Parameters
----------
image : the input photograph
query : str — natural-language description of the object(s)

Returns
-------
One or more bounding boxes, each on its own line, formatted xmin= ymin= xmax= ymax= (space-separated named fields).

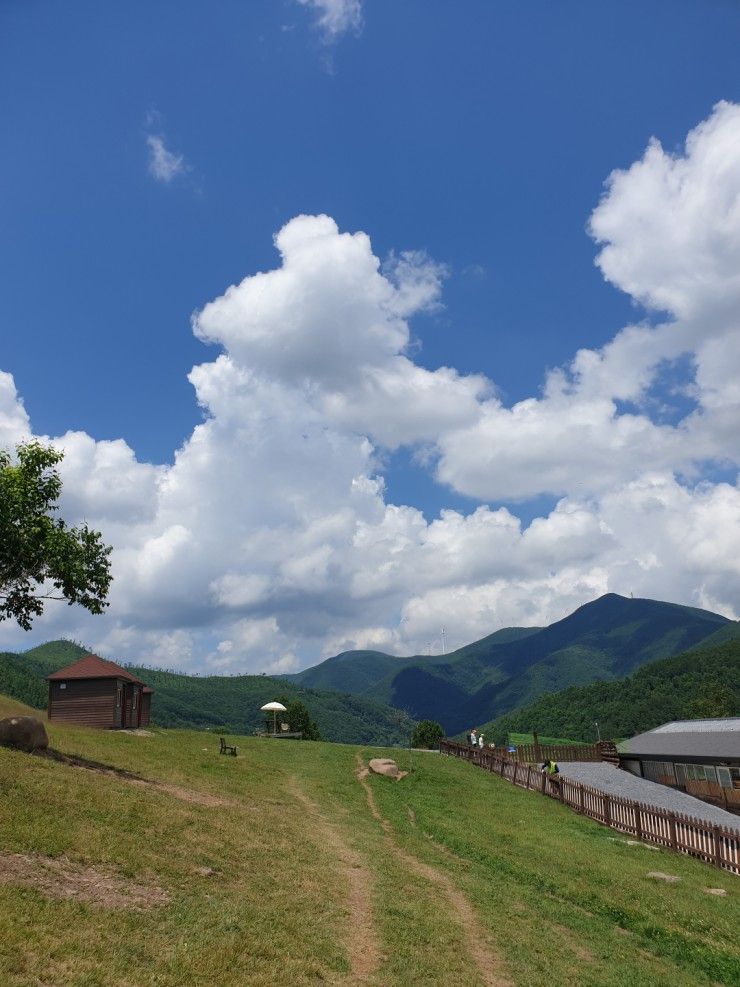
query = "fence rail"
xmin=510 ymin=742 xmax=603 ymax=763
xmin=440 ymin=739 xmax=740 ymax=875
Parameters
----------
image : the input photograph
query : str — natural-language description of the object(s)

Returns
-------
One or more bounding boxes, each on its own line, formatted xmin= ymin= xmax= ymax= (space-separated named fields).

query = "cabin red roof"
xmin=46 ymin=654 xmax=145 ymax=685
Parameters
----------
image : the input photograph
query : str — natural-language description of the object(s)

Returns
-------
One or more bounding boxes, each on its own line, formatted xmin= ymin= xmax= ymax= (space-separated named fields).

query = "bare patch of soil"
xmin=355 ymin=755 xmax=511 ymax=987
xmin=35 ymin=748 xmax=230 ymax=807
xmin=288 ymin=777 xmax=380 ymax=983
xmin=0 ymin=853 xmax=169 ymax=910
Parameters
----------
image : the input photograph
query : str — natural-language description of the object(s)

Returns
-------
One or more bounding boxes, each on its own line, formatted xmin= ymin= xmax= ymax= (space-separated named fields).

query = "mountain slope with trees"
xmin=0 ymin=640 xmax=414 ymax=746
xmin=291 ymin=595 xmax=734 ymax=732
xmin=480 ymin=638 xmax=740 ymax=744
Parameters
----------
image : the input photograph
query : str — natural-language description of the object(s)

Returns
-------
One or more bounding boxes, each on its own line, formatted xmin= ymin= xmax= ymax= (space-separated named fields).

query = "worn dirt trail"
xmin=288 ymin=776 xmax=381 ymax=984
xmin=355 ymin=756 xmax=511 ymax=987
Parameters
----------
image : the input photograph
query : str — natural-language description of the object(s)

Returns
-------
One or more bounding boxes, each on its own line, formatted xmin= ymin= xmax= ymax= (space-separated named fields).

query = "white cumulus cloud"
xmin=2 ymin=104 xmax=740 ymax=671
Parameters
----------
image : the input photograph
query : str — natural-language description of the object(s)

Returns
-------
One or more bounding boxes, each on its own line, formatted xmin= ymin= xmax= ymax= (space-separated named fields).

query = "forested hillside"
xmin=292 ymin=594 xmax=735 ymax=732
xmin=481 ymin=638 xmax=740 ymax=743
xmin=0 ymin=641 xmax=414 ymax=746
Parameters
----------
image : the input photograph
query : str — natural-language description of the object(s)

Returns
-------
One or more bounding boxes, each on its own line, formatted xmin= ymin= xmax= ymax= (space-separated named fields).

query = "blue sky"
xmin=2 ymin=1 xmax=740 ymax=670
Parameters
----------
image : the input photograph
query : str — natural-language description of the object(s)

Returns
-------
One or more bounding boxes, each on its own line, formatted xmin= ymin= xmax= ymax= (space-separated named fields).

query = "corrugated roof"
xmin=47 ymin=654 xmax=145 ymax=685
xmin=620 ymin=719 xmax=740 ymax=760
xmin=651 ymin=718 xmax=740 ymax=734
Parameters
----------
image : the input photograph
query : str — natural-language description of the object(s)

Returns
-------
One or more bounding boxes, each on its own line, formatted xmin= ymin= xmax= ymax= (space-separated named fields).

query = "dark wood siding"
xmin=48 ymin=678 xmax=117 ymax=728
xmin=140 ymin=692 xmax=152 ymax=727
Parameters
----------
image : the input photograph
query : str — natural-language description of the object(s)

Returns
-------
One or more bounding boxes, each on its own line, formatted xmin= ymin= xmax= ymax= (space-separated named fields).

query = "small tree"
xmin=284 ymin=699 xmax=322 ymax=740
xmin=0 ymin=442 xmax=113 ymax=630
xmin=411 ymin=719 xmax=444 ymax=750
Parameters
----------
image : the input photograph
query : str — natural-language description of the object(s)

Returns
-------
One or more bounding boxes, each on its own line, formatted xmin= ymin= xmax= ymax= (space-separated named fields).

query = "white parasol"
xmin=260 ymin=701 xmax=288 ymax=735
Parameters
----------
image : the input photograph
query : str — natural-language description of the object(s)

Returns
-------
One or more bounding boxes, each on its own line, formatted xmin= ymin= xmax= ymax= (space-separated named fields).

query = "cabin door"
xmin=115 ymin=682 xmax=123 ymax=728
xmin=122 ymin=685 xmax=134 ymax=728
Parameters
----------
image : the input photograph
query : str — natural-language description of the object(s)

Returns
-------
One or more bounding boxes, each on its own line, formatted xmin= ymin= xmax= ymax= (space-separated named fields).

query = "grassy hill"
xmin=0 ymin=641 xmax=414 ymax=746
xmin=0 ymin=709 xmax=737 ymax=985
xmin=480 ymin=638 xmax=740 ymax=743
xmin=293 ymin=594 xmax=734 ymax=732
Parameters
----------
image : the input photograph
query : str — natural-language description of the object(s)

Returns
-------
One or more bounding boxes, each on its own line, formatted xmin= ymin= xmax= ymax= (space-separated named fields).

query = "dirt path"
xmin=356 ymin=756 xmax=511 ymax=987
xmin=288 ymin=776 xmax=381 ymax=984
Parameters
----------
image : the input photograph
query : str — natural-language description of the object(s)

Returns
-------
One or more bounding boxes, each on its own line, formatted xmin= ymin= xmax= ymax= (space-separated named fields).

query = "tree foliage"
xmin=482 ymin=639 xmax=740 ymax=744
xmin=0 ymin=442 xmax=113 ymax=630
xmin=282 ymin=698 xmax=323 ymax=740
xmin=411 ymin=719 xmax=444 ymax=749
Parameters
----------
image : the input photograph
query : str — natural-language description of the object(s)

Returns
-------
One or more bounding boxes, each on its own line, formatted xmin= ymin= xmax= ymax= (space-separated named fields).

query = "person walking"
xmin=478 ymin=732 xmax=485 ymax=749
xmin=470 ymin=728 xmax=478 ymax=747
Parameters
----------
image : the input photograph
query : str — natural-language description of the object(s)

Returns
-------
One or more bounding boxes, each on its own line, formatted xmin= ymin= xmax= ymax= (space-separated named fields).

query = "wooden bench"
xmin=219 ymin=737 xmax=237 ymax=756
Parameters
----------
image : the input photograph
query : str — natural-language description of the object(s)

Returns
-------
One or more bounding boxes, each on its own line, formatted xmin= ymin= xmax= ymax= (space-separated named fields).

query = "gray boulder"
xmin=0 ymin=715 xmax=49 ymax=753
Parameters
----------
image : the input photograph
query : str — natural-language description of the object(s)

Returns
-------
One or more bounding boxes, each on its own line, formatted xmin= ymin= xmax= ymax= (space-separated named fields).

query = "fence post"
xmin=712 ymin=825 xmax=722 ymax=867
xmin=513 ymin=762 xmax=519 ymax=785
xmin=578 ymin=784 xmax=585 ymax=814
xmin=668 ymin=812 xmax=677 ymax=850
xmin=603 ymin=793 xmax=611 ymax=825
xmin=634 ymin=801 xmax=642 ymax=840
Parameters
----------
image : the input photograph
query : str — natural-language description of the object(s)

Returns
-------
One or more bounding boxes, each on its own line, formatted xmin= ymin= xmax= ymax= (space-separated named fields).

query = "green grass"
xmin=1 ymin=715 xmax=738 ymax=985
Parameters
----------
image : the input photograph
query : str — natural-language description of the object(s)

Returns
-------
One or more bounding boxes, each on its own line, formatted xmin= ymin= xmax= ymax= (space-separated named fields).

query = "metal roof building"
xmin=620 ymin=718 xmax=740 ymax=762
xmin=619 ymin=718 xmax=740 ymax=813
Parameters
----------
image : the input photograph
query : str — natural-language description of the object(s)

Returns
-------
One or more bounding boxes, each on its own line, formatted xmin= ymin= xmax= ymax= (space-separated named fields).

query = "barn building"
xmin=619 ymin=718 xmax=740 ymax=812
xmin=47 ymin=654 xmax=153 ymax=730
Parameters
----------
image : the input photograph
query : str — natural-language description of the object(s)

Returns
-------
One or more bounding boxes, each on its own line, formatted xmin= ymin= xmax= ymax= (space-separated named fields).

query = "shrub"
xmin=411 ymin=719 xmax=444 ymax=749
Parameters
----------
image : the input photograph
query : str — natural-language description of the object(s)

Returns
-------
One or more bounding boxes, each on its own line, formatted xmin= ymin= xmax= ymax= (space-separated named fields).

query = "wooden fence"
xmin=508 ymin=742 xmax=603 ymax=763
xmin=440 ymin=740 xmax=740 ymax=875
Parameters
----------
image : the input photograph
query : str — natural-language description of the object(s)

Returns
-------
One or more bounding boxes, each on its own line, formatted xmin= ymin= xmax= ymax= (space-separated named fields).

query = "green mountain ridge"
xmin=4 ymin=594 xmax=736 ymax=743
xmin=290 ymin=594 xmax=734 ymax=732
xmin=0 ymin=640 xmax=414 ymax=746
xmin=480 ymin=636 xmax=740 ymax=743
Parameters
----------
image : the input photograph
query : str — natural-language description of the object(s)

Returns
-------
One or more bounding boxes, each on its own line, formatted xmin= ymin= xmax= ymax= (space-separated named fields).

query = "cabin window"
xmin=116 ymin=685 xmax=122 ymax=709
xmin=59 ymin=683 xmax=66 ymax=690
xmin=641 ymin=760 xmax=676 ymax=784
xmin=717 ymin=767 xmax=732 ymax=789
xmin=677 ymin=763 xmax=718 ymax=783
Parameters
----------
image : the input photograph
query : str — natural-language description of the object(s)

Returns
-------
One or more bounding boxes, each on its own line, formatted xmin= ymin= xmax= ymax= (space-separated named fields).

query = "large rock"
xmin=368 ymin=757 xmax=406 ymax=779
xmin=0 ymin=716 xmax=49 ymax=753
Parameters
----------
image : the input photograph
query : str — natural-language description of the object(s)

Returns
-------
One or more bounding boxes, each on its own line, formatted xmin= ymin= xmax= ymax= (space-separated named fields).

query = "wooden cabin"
xmin=47 ymin=654 xmax=153 ymax=730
